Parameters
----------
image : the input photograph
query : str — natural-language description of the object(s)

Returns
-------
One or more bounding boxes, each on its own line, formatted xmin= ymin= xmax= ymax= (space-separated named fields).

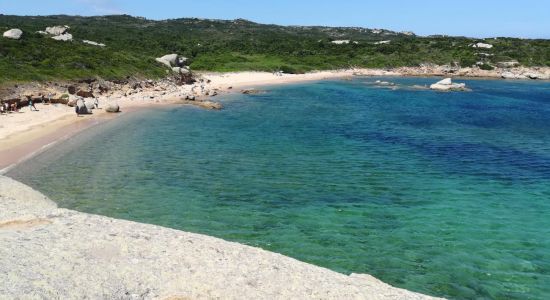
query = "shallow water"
xmin=9 ymin=77 xmax=550 ymax=299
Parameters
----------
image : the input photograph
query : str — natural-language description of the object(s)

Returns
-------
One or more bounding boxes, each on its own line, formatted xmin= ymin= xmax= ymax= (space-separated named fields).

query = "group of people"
xmin=0 ymin=101 xmax=18 ymax=114
xmin=0 ymin=94 xmax=56 ymax=115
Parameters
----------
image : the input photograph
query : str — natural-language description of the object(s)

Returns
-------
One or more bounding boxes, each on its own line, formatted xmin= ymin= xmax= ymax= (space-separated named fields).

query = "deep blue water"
xmin=9 ymin=77 xmax=550 ymax=299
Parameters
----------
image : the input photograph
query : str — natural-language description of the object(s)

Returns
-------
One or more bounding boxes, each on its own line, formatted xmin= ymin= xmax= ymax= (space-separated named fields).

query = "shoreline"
xmin=2 ymin=68 xmax=549 ymax=171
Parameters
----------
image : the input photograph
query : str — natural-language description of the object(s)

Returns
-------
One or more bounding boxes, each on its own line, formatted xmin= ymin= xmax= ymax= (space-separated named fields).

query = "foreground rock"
xmin=430 ymin=78 xmax=467 ymax=91
xmin=0 ymin=176 xmax=439 ymax=299
xmin=2 ymin=29 xmax=23 ymax=40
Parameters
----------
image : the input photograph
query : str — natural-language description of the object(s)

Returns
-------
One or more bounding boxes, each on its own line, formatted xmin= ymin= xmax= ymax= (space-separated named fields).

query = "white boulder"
xmin=45 ymin=26 xmax=69 ymax=36
xmin=430 ymin=78 xmax=467 ymax=91
xmin=155 ymin=54 xmax=188 ymax=67
xmin=3 ymin=29 xmax=23 ymax=40
xmin=105 ymin=103 xmax=120 ymax=113
xmin=82 ymin=40 xmax=106 ymax=47
xmin=472 ymin=42 xmax=493 ymax=49
xmin=374 ymin=40 xmax=391 ymax=45
xmin=52 ymin=33 xmax=73 ymax=41
xmin=156 ymin=54 xmax=189 ymax=73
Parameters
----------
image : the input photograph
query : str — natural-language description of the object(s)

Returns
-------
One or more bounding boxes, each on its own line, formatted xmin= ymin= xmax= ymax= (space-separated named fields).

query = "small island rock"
xmin=430 ymin=78 xmax=467 ymax=91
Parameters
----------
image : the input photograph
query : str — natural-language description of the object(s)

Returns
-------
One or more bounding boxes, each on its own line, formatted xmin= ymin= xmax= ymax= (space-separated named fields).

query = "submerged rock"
xmin=3 ymin=29 xmax=23 ymax=40
xmin=241 ymin=89 xmax=265 ymax=95
xmin=196 ymin=101 xmax=223 ymax=110
xmin=430 ymin=78 xmax=467 ymax=91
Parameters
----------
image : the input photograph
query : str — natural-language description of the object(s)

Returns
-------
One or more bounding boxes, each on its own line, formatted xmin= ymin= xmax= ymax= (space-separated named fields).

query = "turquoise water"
xmin=9 ymin=77 xmax=550 ymax=299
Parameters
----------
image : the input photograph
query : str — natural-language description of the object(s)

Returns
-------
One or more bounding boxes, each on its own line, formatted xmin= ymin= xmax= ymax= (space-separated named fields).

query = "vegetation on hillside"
xmin=0 ymin=15 xmax=549 ymax=83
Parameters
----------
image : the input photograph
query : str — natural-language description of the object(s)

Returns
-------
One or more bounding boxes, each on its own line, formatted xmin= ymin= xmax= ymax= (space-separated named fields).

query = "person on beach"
xmin=75 ymin=103 xmax=80 ymax=116
xmin=94 ymin=97 xmax=99 ymax=109
xmin=27 ymin=97 xmax=37 ymax=111
xmin=0 ymin=102 xmax=5 ymax=115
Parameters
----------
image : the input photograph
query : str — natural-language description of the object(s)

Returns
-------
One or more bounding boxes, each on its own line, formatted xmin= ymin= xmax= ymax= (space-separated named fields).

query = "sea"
xmin=8 ymin=77 xmax=550 ymax=299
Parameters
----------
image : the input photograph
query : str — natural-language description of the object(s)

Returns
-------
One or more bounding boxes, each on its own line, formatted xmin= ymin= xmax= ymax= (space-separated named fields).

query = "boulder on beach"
xmin=76 ymin=99 xmax=89 ymax=114
xmin=84 ymin=100 xmax=96 ymax=111
xmin=430 ymin=78 xmax=467 ymax=91
xmin=3 ymin=29 xmax=23 ymax=40
xmin=105 ymin=103 xmax=120 ymax=113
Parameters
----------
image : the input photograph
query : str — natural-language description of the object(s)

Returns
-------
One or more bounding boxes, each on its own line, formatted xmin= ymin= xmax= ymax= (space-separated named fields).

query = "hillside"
xmin=0 ymin=14 xmax=549 ymax=83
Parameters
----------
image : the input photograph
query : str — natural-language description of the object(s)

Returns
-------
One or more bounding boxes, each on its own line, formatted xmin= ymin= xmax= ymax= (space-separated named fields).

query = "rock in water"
xmin=3 ymin=29 xmax=23 ymax=40
xmin=430 ymin=78 xmax=467 ymax=91
xmin=196 ymin=101 xmax=223 ymax=110
xmin=105 ymin=103 xmax=120 ymax=113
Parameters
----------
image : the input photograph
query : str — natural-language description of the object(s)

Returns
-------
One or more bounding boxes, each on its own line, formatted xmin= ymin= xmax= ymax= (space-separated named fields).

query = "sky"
xmin=1 ymin=0 xmax=549 ymax=38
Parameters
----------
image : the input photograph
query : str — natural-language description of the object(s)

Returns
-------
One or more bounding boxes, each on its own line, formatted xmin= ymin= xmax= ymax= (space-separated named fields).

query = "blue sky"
xmin=1 ymin=0 xmax=549 ymax=38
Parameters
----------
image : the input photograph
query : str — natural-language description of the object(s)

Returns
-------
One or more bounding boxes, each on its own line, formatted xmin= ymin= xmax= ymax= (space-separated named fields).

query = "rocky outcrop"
xmin=501 ymin=72 xmax=528 ymax=80
xmin=51 ymin=33 xmax=73 ymax=41
xmin=0 ymin=176 xmax=439 ymax=300
xmin=156 ymin=54 xmax=191 ymax=78
xmin=472 ymin=42 xmax=493 ymax=49
xmin=42 ymin=26 xmax=73 ymax=41
xmin=331 ymin=40 xmax=358 ymax=45
xmin=430 ymin=78 xmax=467 ymax=91
xmin=2 ymin=29 xmax=23 ymax=40
xmin=45 ymin=26 xmax=69 ymax=36
xmin=105 ymin=103 xmax=120 ymax=113
xmin=82 ymin=40 xmax=106 ymax=47
xmin=156 ymin=54 xmax=188 ymax=68
xmin=374 ymin=40 xmax=391 ymax=45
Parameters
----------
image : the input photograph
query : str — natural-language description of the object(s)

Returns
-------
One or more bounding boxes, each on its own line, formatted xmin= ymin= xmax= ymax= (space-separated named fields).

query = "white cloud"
xmin=76 ymin=0 xmax=125 ymax=15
